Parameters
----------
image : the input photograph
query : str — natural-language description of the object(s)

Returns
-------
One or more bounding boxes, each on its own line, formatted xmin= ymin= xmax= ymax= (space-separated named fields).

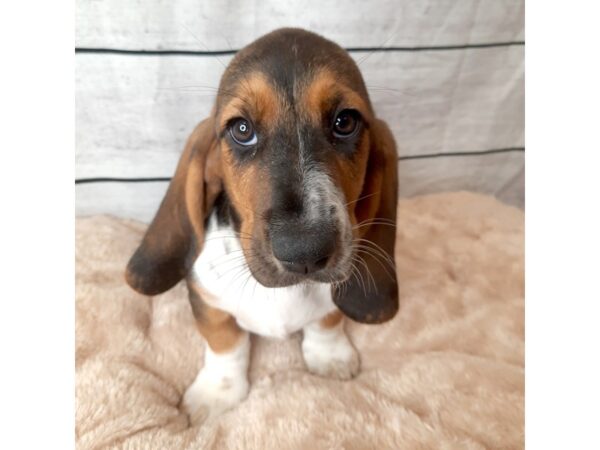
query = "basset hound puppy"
xmin=126 ymin=28 xmax=399 ymax=424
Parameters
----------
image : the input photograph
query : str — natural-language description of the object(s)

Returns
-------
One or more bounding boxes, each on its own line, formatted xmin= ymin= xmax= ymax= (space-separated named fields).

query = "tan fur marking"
xmin=215 ymin=72 xmax=277 ymax=254
xmin=219 ymin=98 xmax=246 ymax=130
xmin=218 ymin=72 xmax=281 ymax=131
xmin=185 ymin=118 xmax=220 ymax=246
xmin=220 ymin=144 xmax=270 ymax=257
xmin=327 ymin=135 xmax=371 ymax=220
xmin=188 ymin=282 xmax=245 ymax=354
xmin=197 ymin=309 xmax=245 ymax=354
xmin=302 ymin=68 xmax=371 ymax=124
xmin=185 ymin=158 xmax=206 ymax=240
xmin=188 ymin=279 xmax=220 ymax=304
xmin=353 ymin=119 xmax=396 ymax=235
xmin=319 ymin=310 xmax=344 ymax=329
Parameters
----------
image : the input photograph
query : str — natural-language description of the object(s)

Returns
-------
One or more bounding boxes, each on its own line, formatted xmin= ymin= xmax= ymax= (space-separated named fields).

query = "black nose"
xmin=270 ymin=222 xmax=336 ymax=275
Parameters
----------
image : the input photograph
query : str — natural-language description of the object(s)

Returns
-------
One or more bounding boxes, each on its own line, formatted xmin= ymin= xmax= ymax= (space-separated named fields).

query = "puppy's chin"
xmin=249 ymin=267 xmax=304 ymax=288
xmin=245 ymin=255 xmax=351 ymax=288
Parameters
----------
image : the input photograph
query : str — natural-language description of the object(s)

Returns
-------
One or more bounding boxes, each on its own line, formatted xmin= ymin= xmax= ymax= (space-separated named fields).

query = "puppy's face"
xmin=214 ymin=30 xmax=373 ymax=287
xmin=126 ymin=28 xmax=399 ymax=323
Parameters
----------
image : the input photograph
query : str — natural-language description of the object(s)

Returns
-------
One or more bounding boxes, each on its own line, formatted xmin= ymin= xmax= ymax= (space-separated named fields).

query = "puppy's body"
xmin=183 ymin=211 xmax=357 ymax=423
xmin=192 ymin=212 xmax=337 ymax=339
xmin=125 ymin=28 xmax=399 ymax=424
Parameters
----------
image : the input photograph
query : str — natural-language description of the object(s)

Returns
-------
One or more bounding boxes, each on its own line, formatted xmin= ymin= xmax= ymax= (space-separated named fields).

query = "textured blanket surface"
xmin=75 ymin=192 xmax=524 ymax=449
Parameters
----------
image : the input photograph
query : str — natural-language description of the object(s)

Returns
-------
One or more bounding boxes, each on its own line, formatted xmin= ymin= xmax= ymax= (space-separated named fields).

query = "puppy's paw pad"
xmin=302 ymin=336 xmax=360 ymax=380
xmin=182 ymin=371 xmax=248 ymax=425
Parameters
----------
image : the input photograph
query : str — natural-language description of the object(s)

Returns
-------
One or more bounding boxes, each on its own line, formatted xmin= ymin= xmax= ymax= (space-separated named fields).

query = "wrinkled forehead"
xmin=215 ymin=34 xmax=373 ymax=127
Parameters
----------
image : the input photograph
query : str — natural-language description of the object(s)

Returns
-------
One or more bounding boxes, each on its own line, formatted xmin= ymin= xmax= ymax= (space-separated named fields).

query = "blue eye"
xmin=230 ymin=118 xmax=257 ymax=146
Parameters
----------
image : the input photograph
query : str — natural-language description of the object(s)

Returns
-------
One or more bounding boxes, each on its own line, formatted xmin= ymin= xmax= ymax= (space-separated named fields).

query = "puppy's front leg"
xmin=302 ymin=310 xmax=360 ymax=380
xmin=182 ymin=285 xmax=249 ymax=424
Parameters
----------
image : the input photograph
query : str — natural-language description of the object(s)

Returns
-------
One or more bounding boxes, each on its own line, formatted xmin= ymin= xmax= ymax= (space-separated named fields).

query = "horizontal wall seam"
xmin=75 ymin=147 xmax=524 ymax=184
xmin=74 ymin=41 xmax=524 ymax=57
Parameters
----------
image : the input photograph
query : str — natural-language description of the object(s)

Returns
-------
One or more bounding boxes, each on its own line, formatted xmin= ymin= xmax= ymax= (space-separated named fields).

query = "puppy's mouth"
xmin=242 ymin=232 xmax=353 ymax=288
xmin=247 ymin=257 xmax=351 ymax=288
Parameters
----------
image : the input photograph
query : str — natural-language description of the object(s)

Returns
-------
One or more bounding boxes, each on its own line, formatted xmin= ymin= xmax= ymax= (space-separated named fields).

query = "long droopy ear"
xmin=333 ymin=118 xmax=399 ymax=323
xmin=125 ymin=118 xmax=222 ymax=295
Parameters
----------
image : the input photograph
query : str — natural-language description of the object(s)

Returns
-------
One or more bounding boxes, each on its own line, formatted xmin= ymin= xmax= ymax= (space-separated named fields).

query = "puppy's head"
xmin=126 ymin=28 xmax=399 ymax=323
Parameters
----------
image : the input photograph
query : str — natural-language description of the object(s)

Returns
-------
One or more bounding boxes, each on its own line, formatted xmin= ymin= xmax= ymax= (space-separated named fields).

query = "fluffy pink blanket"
xmin=75 ymin=192 xmax=524 ymax=449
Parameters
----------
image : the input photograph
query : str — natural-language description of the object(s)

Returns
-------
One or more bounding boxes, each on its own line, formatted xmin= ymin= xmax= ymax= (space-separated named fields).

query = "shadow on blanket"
xmin=75 ymin=191 xmax=524 ymax=449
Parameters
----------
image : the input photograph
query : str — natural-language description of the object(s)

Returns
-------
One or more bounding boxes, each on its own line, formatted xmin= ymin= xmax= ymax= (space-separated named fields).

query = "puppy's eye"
xmin=333 ymin=109 xmax=360 ymax=138
xmin=229 ymin=118 xmax=257 ymax=146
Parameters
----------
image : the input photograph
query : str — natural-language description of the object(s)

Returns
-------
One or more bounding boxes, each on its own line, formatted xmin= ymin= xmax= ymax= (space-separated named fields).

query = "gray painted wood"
xmin=398 ymin=152 xmax=524 ymax=206
xmin=76 ymin=181 xmax=170 ymax=224
xmin=76 ymin=0 xmax=524 ymax=50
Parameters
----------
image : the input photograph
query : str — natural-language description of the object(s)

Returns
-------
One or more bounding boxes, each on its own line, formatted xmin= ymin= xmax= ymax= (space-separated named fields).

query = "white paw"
xmin=182 ymin=334 xmax=250 ymax=425
xmin=302 ymin=330 xmax=360 ymax=380
xmin=182 ymin=367 xmax=249 ymax=425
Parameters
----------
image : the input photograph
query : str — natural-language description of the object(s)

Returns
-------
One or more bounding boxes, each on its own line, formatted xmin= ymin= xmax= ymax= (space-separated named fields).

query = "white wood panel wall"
xmin=76 ymin=0 xmax=524 ymax=50
xmin=76 ymin=0 xmax=525 ymax=222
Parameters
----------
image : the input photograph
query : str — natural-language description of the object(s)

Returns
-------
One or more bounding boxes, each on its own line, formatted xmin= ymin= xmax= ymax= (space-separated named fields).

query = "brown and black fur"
xmin=126 ymin=28 xmax=399 ymax=351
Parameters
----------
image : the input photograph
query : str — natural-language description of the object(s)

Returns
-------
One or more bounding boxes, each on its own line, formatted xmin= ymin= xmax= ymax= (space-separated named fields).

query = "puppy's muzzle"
xmin=270 ymin=221 xmax=337 ymax=275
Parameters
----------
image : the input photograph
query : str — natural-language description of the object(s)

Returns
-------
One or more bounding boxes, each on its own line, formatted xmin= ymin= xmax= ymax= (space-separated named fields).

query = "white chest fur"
xmin=191 ymin=216 xmax=337 ymax=339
